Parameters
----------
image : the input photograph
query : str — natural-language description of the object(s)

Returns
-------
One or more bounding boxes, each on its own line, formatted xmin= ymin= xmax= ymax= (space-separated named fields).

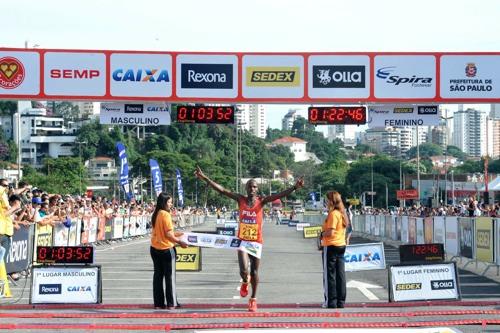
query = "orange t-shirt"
xmin=238 ymin=197 xmax=264 ymax=244
xmin=321 ymin=209 xmax=346 ymax=247
xmin=151 ymin=210 xmax=175 ymax=250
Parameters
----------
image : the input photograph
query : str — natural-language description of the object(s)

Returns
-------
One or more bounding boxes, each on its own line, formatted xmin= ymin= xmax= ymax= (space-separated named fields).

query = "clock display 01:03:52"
xmin=176 ymin=105 xmax=234 ymax=124
xmin=36 ymin=246 xmax=94 ymax=264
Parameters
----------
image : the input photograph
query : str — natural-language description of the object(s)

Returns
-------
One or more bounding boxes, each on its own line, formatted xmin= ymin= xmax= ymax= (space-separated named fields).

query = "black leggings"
xmin=150 ymin=246 xmax=178 ymax=307
xmin=322 ymin=245 xmax=346 ymax=307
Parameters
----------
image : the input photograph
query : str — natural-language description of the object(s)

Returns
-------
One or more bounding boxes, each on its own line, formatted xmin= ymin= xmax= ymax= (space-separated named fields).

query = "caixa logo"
xmin=376 ymin=67 xmax=432 ymax=86
xmin=112 ymin=69 xmax=170 ymax=82
xmin=431 ymin=280 xmax=454 ymax=290
xmin=39 ymin=284 xmax=62 ymax=295
xmin=67 ymin=286 xmax=92 ymax=292
xmin=344 ymin=251 xmax=381 ymax=263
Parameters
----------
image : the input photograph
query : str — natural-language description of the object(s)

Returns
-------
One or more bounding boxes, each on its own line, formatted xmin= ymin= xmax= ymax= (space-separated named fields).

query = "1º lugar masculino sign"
xmin=100 ymin=103 xmax=171 ymax=126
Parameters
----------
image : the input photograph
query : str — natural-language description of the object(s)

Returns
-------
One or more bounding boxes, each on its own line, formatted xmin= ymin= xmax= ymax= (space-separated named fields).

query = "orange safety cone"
xmin=0 ymin=261 xmax=12 ymax=298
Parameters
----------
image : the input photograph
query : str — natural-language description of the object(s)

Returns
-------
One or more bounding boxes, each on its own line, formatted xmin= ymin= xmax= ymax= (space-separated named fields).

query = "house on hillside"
xmin=271 ymin=136 xmax=322 ymax=164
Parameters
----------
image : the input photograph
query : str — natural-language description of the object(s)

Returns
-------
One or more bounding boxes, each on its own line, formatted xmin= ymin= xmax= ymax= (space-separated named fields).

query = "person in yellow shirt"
xmin=320 ymin=191 xmax=348 ymax=309
xmin=150 ymin=193 xmax=188 ymax=310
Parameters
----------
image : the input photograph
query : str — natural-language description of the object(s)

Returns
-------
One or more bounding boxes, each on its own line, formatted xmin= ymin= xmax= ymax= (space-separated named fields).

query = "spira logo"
xmin=376 ymin=67 xmax=432 ymax=87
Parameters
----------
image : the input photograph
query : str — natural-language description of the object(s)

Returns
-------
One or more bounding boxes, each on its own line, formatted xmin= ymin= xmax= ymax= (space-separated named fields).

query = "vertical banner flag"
xmin=116 ymin=142 xmax=133 ymax=201
xmin=175 ymin=168 xmax=184 ymax=207
xmin=149 ymin=159 xmax=163 ymax=197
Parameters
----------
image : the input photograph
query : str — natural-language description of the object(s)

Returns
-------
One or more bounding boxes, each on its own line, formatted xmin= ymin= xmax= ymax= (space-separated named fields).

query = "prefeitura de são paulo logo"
xmin=0 ymin=56 xmax=25 ymax=89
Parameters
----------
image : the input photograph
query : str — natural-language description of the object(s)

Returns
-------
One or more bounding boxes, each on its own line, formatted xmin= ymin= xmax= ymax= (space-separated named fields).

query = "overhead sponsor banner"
xmin=149 ymin=159 xmax=163 ymax=196
xmin=116 ymin=142 xmax=133 ymax=201
xmin=397 ymin=189 xmax=419 ymax=200
xmin=0 ymin=51 xmax=40 ymax=95
xmin=458 ymin=217 xmax=474 ymax=259
xmin=475 ymin=217 xmax=494 ymax=263
xmin=344 ymin=242 xmax=386 ymax=272
xmin=100 ymin=103 xmax=171 ymax=126
xmin=308 ymin=55 xmax=370 ymax=98
xmin=31 ymin=266 xmax=101 ymax=304
xmin=175 ymin=246 xmax=201 ymax=271
xmin=368 ymin=104 xmax=440 ymax=128
xmin=440 ymin=55 xmax=500 ymax=99
xmin=44 ymin=52 xmax=106 ymax=96
xmin=180 ymin=232 xmax=262 ymax=259
xmin=176 ymin=54 xmax=237 ymax=98
xmin=389 ymin=262 xmax=460 ymax=302
xmin=175 ymin=168 xmax=184 ymax=207
xmin=110 ymin=53 xmax=172 ymax=98
xmin=303 ymin=225 xmax=322 ymax=238
xmin=374 ymin=55 xmax=436 ymax=99
xmin=242 ymin=55 xmax=304 ymax=98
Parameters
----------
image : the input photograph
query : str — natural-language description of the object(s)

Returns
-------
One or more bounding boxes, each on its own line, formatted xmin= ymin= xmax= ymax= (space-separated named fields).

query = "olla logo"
xmin=0 ymin=56 xmax=25 ymax=89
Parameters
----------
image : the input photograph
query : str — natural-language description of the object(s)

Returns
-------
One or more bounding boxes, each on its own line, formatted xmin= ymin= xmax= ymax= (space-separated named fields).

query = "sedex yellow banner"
xmin=175 ymin=246 xmax=202 ymax=271
xmin=303 ymin=226 xmax=322 ymax=239
xmin=475 ymin=217 xmax=494 ymax=263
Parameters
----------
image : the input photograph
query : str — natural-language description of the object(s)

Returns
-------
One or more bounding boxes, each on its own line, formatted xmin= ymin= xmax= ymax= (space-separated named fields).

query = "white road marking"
xmin=346 ymin=280 xmax=382 ymax=301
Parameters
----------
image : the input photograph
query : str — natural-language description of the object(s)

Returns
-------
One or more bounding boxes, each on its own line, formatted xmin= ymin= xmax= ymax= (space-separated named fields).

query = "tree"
xmin=407 ymin=143 xmax=443 ymax=159
xmin=446 ymin=145 xmax=467 ymax=160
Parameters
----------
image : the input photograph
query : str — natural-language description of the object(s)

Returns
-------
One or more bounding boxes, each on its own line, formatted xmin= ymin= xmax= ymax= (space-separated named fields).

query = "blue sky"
xmin=3 ymin=0 xmax=499 ymax=130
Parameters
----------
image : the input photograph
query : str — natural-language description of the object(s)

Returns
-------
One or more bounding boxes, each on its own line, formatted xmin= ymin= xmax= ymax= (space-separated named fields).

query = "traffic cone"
xmin=0 ymin=261 xmax=12 ymax=298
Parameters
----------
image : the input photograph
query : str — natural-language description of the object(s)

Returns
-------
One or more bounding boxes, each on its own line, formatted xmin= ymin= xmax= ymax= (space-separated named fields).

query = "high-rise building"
xmin=282 ymin=109 xmax=299 ymax=131
xmin=73 ymin=102 xmax=100 ymax=119
xmin=248 ymin=104 xmax=266 ymax=139
xmin=453 ymin=108 xmax=489 ymax=157
xmin=492 ymin=119 xmax=500 ymax=159
xmin=235 ymin=105 xmax=250 ymax=131
xmin=398 ymin=127 xmax=413 ymax=157
xmin=491 ymin=104 xmax=500 ymax=120
xmin=430 ymin=126 xmax=448 ymax=149
xmin=327 ymin=125 xmax=345 ymax=143
xmin=363 ymin=127 xmax=400 ymax=157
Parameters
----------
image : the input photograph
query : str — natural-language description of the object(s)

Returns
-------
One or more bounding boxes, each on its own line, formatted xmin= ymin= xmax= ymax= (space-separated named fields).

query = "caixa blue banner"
xmin=344 ymin=242 xmax=386 ymax=272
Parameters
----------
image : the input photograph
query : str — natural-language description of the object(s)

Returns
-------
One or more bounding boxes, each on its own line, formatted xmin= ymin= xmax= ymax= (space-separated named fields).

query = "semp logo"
xmin=124 ymin=104 xmax=144 ymax=114
xmin=112 ymin=69 xmax=170 ymax=82
xmin=313 ymin=65 xmax=365 ymax=88
xmin=0 ymin=56 xmax=25 ymax=89
xmin=430 ymin=280 xmax=454 ymax=290
xmin=39 ymin=283 xmax=62 ymax=295
xmin=50 ymin=69 xmax=100 ymax=79
xmin=376 ymin=67 xmax=433 ymax=87
xmin=181 ymin=63 xmax=233 ymax=89
xmin=246 ymin=66 xmax=300 ymax=87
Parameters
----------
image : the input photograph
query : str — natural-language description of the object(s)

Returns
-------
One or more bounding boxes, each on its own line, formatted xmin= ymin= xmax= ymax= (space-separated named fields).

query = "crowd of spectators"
xmin=360 ymin=196 xmax=499 ymax=218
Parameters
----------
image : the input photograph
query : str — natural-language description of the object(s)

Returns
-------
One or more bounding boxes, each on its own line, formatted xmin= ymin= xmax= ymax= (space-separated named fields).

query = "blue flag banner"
xmin=175 ymin=168 xmax=184 ymax=207
xmin=149 ymin=159 xmax=163 ymax=197
xmin=116 ymin=142 xmax=133 ymax=201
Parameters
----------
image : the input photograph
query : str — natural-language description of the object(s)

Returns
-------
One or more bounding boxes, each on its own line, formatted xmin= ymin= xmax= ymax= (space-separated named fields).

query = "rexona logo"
xmin=313 ymin=65 xmax=365 ymax=88
xmin=0 ymin=56 xmax=25 ymax=89
xmin=181 ymin=63 xmax=233 ymax=89
xmin=430 ymin=280 xmax=454 ymax=290
xmin=246 ymin=67 xmax=300 ymax=87
xmin=344 ymin=251 xmax=381 ymax=263
xmin=39 ymin=284 xmax=62 ymax=295
xmin=112 ymin=69 xmax=170 ymax=82
xmin=376 ymin=67 xmax=433 ymax=87
xmin=124 ymin=104 xmax=143 ymax=114
xmin=396 ymin=283 xmax=422 ymax=291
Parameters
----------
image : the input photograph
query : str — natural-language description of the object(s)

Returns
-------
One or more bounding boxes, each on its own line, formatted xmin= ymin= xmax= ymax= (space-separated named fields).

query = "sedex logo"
xmin=181 ymin=64 xmax=233 ymax=89
xmin=376 ymin=66 xmax=433 ymax=87
xmin=39 ymin=284 xmax=62 ymax=295
xmin=313 ymin=65 xmax=365 ymax=88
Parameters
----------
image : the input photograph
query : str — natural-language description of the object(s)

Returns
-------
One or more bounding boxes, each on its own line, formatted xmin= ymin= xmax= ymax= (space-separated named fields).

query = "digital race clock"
xmin=36 ymin=246 xmax=94 ymax=264
xmin=176 ymin=105 xmax=235 ymax=124
xmin=399 ymin=244 xmax=445 ymax=263
xmin=308 ymin=106 xmax=367 ymax=125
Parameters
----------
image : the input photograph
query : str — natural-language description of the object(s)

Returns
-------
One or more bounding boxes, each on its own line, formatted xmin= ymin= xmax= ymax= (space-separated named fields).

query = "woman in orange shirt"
xmin=320 ymin=191 xmax=348 ymax=309
xmin=150 ymin=193 xmax=188 ymax=310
